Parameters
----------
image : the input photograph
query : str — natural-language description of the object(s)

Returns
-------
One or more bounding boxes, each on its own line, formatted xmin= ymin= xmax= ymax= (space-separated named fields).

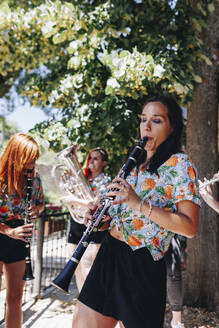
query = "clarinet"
xmin=23 ymin=169 xmax=34 ymax=281
xmin=199 ymin=176 xmax=219 ymax=189
xmin=51 ymin=137 xmax=147 ymax=293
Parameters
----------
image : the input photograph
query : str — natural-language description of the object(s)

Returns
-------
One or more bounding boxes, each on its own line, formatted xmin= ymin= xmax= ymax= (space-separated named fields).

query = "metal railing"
xmin=34 ymin=212 xmax=70 ymax=294
xmin=0 ymin=210 xmax=70 ymax=321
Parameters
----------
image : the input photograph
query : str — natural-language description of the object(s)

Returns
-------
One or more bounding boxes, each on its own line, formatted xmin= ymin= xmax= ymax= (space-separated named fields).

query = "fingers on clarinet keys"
xmin=24 ymin=233 xmax=32 ymax=242
xmin=24 ymin=229 xmax=33 ymax=242
xmin=85 ymin=207 xmax=96 ymax=225
xmin=23 ymin=225 xmax=33 ymax=241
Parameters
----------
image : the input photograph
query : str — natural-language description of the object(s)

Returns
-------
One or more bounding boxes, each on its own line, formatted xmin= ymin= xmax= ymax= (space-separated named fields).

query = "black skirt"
xmin=78 ymin=233 xmax=166 ymax=328
xmin=67 ymin=218 xmax=107 ymax=244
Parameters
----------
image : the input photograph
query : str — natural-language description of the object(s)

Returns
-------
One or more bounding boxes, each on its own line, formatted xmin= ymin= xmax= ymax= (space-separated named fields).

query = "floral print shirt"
xmin=90 ymin=172 xmax=111 ymax=196
xmin=109 ymin=153 xmax=201 ymax=261
xmin=0 ymin=173 xmax=44 ymax=223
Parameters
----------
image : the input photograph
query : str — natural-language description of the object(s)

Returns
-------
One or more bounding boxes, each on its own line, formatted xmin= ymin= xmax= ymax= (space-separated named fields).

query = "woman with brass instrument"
xmin=0 ymin=133 xmax=45 ymax=328
xmin=66 ymin=147 xmax=111 ymax=292
xmin=72 ymin=96 xmax=201 ymax=328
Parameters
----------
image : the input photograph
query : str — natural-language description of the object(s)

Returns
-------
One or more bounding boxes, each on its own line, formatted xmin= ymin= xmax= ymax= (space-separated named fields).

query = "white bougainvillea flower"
xmin=107 ymin=77 xmax=120 ymax=88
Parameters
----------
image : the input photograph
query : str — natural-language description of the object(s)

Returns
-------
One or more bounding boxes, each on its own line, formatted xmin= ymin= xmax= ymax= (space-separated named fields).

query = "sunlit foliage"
xmin=0 ymin=0 xmax=214 ymax=173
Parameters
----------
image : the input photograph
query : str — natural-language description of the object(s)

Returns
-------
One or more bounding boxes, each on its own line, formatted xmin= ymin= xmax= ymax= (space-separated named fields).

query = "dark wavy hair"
xmin=140 ymin=95 xmax=183 ymax=174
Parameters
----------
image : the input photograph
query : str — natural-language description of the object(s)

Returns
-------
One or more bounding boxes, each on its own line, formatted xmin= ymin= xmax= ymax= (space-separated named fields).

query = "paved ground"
xmin=0 ymin=279 xmax=77 ymax=328
xmin=20 ymin=282 xmax=122 ymax=328
xmin=0 ymin=278 xmax=119 ymax=328
xmin=0 ymin=278 xmax=218 ymax=327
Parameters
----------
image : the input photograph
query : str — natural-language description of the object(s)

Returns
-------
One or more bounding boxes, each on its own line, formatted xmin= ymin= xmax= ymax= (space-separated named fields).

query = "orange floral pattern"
xmin=164 ymin=156 xmax=178 ymax=167
xmin=142 ymin=179 xmax=156 ymax=190
xmin=187 ymin=166 xmax=196 ymax=180
xmin=188 ymin=182 xmax=197 ymax=195
xmin=131 ymin=218 xmax=144 ymax=230
xmin=164 ymin=185 xmax=173 ymax=199
xmin=128 ymin=235 xmax=142 ymax=246
xmin=152 ymin=237 xmax=160 ymax=247
xmin=109 ymin=153 xmax=201 ymax=261
xmin=0 ymin=173 xmax=44 ymax=223
xmin=0 ymin=205 xmax=9 ymax=213
xmin=175 ymin=195 xmax=184 ymax=200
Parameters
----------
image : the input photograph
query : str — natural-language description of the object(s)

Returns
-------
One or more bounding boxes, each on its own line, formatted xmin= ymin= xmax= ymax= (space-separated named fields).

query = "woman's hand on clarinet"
xmin=84 ymin=201 xmax=111 ymax=228
xmin=29 ymin=205 xmax=40 ymax=220
xmin=198 ymin=171 xmax=219 ymax=206
xmin=106 ymin=177 xmax=141 ymax=211
xmin=5 ymin=224 xmax=33 ymax=242
xmin=84 ymin=201 xmax=98 ymax=225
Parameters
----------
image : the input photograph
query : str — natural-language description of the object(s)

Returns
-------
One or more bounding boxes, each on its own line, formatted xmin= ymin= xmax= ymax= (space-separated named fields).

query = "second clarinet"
xmin=51 ymin=137 xmax=147 ymax=293
xmin=23 ymin=169 xmax=34 ymax=281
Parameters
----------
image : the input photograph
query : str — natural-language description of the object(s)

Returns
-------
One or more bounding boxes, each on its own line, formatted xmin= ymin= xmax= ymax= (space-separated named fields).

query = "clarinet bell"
xmin=51 ymin=259 xmax=78 ymax=294
xmin=23 ymin=262 xmax=34 ymax=281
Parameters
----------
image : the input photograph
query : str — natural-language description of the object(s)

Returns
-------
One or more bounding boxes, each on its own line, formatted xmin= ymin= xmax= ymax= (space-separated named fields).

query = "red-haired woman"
xmin=0 ymin=133 xmax=45 ymax=328
xmin=66 ymin=147 xmax=111 ymax=292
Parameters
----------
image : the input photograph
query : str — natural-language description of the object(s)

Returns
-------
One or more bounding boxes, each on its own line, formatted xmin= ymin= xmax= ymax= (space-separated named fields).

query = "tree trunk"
xmin=184 ymin=1 xmax=219 ymax=313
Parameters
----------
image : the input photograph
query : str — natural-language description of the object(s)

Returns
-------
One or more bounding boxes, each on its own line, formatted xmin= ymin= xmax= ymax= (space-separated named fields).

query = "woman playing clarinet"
xmin=0 ymin=133 xmax=45 ymax=328
xmin=72 ymin=95 xmax=201 ymax=328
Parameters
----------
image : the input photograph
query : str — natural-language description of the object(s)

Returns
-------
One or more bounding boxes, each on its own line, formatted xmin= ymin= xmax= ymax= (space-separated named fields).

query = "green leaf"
xmin=193 ymin=74 xmax=202 ymax=83
xmin=122 ymin=227 xmax=129 ymax=241
xmin=139 ymin=190 xmax=150 ymax=198
xmin=0 ymin=1 xmax=10 ymax=14
xmin=159 ymin=166 xmax=170 ymax=172
xmin=169 ymin=170 xmax=178 ymax=178
xmin=197 ymin=3 xmax=207 ymax=16
xmin=53 ymin=32 xmax=67 ymax=44
xmin=207 ymin=3 xmax=215 ymax=13
xmin=119 ymin=50 xmax=130 ymax=58
xmin=105 ymin=85 xmax=113 ymax=95
xmin=155 ymin=186 xmax=165 ymax=196
xmin=146 ymin=55 xmax=154 ymax=63
xmin=200 ymin=54 xmax=212 ymax=66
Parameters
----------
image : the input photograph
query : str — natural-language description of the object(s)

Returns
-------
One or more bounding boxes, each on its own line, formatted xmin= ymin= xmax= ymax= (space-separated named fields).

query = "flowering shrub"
xmin=43 ymin=203 xmax=64 ymax=217
xmin=0 ymin=0 xmax=214 ymax=175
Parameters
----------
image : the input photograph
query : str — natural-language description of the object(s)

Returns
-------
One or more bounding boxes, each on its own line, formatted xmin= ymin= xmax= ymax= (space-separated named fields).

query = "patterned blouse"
xmin=90 ymin=172 xmax=111 ymax=196
xmin=0 ymin=173 xmax=44 ymax=223
xmin=109 ymin=153 xmax=201 ymax=261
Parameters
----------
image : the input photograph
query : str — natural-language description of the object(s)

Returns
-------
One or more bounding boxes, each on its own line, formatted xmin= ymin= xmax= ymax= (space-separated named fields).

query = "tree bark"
xmin=184 ymin=0 xmax=219 ymax=313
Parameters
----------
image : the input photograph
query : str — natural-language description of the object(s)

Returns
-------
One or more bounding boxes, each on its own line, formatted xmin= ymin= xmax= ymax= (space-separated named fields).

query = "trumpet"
xmin=23 ymin=169 xmax=34 ymax=281
xmin=51 ymin=137 xmax=147 ymax=293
